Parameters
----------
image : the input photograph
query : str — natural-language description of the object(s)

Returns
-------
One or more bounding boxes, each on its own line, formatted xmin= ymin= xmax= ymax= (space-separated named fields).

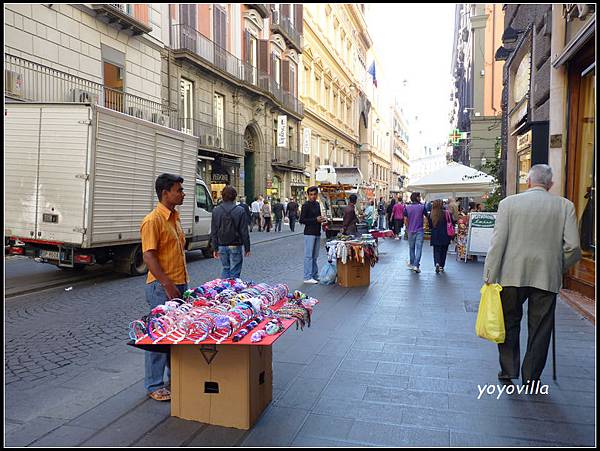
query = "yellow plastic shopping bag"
xmin=475 ymin=283 xmax=505 ymax=343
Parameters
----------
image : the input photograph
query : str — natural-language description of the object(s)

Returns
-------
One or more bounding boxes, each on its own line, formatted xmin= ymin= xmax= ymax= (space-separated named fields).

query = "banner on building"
xmin=303 ymin=127 xmax=311 ymax=155
xmin=277 ymin=115 xmax=287 ymax=147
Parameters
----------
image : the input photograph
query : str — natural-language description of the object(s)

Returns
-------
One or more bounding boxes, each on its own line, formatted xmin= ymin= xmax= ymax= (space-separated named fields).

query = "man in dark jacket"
xmin=210 ymin=186 xmax=251 ymax=279
xmin=238 ymin=196 xmax=252 ymax=232
xmin=272 ymin=198 xmax=285 ymax=232
xmin=386 ymin=197 xmax=396 ymax=231
xmin=377 ymin=197 xmax=386 ymax=230
xmin=343 ymin=194 xmax=358 ymax=236
xmin=287 ymin=197 xmax=299 ymax=232
xmin=299 ymin=186 xmax=327 ymax=284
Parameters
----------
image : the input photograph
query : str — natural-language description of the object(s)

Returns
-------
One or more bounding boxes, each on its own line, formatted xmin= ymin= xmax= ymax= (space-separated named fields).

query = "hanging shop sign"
xmin=302 ymin=127 xmax=311 ymax=155
xmin=517 ymin=130 xmax=532 ymax=151
xmin=277 ymin=115 xmax=287 ymax=147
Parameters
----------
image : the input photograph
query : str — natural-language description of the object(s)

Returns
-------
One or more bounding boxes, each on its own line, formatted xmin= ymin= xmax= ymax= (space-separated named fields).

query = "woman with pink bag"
xmin=427 ymin=199 xmax=456 ymax=273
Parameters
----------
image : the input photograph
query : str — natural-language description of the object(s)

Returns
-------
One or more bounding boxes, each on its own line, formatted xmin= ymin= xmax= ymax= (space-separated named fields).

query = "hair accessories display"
xmin=325 ymin=238 xmax=379 ymax=266
xmin=129 ymin=279 xmax=318 ymax=345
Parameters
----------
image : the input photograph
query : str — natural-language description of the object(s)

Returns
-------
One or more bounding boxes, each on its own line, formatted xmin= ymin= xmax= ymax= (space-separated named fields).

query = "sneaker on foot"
xmin=440 ymin=267 xmax=445 ymax=273
xmin=304 ymin=279 xmax=318 ymax=284
xmin=414 ymin=266 xmax=421 ymax=273
xmin=435 ymin=264 xmax=440 ymax=274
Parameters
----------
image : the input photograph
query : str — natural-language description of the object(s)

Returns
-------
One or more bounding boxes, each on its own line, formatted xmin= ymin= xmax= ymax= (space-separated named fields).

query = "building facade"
xmin=450 ymin=4 xmax=505 ymax=170
xmin=389 ymin=100 xmax=411 ymax=198
xmin=5 ymin=4 xmax=305 ymax=204
xmin=493 ymin=4 xmax=595 ymax=307
xmin=299 ymin=4 xmax=367 ymax=193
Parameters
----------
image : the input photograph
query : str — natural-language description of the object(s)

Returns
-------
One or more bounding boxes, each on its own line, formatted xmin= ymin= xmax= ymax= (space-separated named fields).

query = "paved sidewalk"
xmin=5 ymin=237 xmax=596 ymax=446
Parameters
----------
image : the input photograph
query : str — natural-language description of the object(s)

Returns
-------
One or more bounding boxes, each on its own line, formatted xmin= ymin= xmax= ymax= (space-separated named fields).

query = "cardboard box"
xmin=337 ymin=258 xmax=370 ymax=287
xmin=171 ymin=344 xmax=273 ymax=429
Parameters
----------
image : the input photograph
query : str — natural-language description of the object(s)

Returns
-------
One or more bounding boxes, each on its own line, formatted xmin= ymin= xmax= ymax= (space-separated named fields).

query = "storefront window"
xmin=516 ymin=149 xmax=531 ymax=194
xmin=575 ymin=67 xmax=595 ymax=260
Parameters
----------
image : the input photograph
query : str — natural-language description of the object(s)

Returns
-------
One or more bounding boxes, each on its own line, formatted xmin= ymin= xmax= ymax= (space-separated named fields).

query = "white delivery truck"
xmin=5 ymin=103 xmax=214 ymax=275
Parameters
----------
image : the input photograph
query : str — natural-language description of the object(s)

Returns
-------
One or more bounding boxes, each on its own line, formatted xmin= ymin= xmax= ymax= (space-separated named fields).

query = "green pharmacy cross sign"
xmin=449 ymin=129 xmax=468 ymax=144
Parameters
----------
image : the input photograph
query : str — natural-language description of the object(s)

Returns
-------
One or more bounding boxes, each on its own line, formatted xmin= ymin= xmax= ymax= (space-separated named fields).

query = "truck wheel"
xmin=201 ymin=245 xmax=213 ymax=259
xmin=114 ymin=244 xmax=147 ymax=276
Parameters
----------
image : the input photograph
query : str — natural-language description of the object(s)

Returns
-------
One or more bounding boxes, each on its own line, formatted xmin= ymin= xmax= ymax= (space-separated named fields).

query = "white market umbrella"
xmin=407 ymin=162 xmax=495 ymax=200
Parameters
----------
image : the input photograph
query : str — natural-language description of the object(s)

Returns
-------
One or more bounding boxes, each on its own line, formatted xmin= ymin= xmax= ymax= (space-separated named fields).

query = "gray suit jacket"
xmin=483 ymin=187 xmax=581 ymax=293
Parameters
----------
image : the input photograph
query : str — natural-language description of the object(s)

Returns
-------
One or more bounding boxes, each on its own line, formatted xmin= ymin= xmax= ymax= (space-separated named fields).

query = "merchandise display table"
xmin=326 ymin=238 xmax=378 ymax=287
xmin=127 ymin=279 xmax=318 ymax=429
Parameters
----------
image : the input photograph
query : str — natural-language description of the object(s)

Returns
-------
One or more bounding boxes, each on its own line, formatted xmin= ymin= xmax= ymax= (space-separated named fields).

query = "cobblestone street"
xmin=5 ymin=234 xmax=595 ymax=446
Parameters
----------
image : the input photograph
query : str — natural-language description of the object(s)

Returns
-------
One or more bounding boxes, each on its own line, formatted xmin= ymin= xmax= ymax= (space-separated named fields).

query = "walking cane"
xmin=552 ymin=320 xmax=557 ymax=381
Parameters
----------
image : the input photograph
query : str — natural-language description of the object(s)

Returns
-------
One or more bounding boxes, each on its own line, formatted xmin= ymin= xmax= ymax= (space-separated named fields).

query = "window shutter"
xmin=295 ymin=4 xmax=303 ymax=33
xmin=282 ymin=59 xmax=290 ymax=91
xmin=271 ymin=53 xmax=277 ymax=81
xmin=281 ymin=3 xmax=290 ymax=18
xmin=258 ymin=40 xmax=269 ymax=74
xmin=243 ymin=30 xmax=250 ymax=63
xmin=221 ymin=7 xmax=227 ymax=50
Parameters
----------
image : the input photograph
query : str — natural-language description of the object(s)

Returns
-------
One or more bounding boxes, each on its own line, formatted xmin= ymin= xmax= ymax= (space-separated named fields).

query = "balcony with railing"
xmin=271 ymin=147 xmax=306 ymax=170
xmin=270 ymin=10 xmax=303 ymax=53
xmin=170 ymin=24 xmax=303 ymax=118
xmin=90 ymin=4 xmax=152 ymax=35
xmin=5 ymin=53 xmax=180 ymax=130
xmin=179 ymin=118 xmax=244 ymax=158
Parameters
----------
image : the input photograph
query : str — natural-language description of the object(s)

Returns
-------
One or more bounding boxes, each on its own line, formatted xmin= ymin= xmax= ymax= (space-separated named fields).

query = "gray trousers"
xmin=498 ymin=286 xmax=556 ymax=384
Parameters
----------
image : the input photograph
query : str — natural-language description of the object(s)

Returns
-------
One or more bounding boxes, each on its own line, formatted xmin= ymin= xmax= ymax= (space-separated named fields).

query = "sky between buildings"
xmin=366 ymin=3 xmax=456 ymax=146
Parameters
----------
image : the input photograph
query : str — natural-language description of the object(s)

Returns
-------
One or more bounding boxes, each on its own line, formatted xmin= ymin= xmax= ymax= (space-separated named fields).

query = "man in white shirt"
xmin=250 ymin=196 xmax=261 ymax=232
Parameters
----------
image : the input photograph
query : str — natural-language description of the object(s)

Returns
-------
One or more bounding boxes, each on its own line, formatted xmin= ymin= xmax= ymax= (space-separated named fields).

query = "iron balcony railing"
xmin=270 ymin=10 xmax=303 ymax=52
xmin=5 ymin=53 xmax=178 ymax=130
xmin=178 ymin=118 xmax=244 ymax=158
xmin=170 ymin=24 xmax=303 ymax=117
xmin=272 ymin=147 xmax=305 ymax=169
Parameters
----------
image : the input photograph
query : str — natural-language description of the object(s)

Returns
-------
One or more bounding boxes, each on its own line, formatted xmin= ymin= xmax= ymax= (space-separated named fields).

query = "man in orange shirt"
xmin=140 ymin=173 xmax=189 ymax=401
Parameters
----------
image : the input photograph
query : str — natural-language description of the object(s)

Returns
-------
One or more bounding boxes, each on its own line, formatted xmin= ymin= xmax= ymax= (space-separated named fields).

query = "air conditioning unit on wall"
xmin=127 ymin=106 xmax=145 ymax=119
xmin=151 ymin=112 xmax=167 ymax=126
xmin=5 ymin=70 xmax=23 ymax=97
xmin=71 ymin=88 xmax=97 ymax=104
xmin=200 ymin=134 xmax=218 ymax=147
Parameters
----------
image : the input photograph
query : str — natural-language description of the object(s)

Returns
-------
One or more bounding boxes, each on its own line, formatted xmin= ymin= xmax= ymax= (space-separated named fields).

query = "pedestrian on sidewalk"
xmin=484 ymin=165 xmax=581 ymax=386
xmin=377 ymin=197 xmax=386 ymax=230
xmin=287 ymin=197 xmax=299 ymax=232
xmin=364 ymin=201 xmax=375 ymax=229
xmin=210 ymin=186 xmax=251 ymax=279
xmin=403 ymin=192 xmax=428 ymax=273
xmin=386 ymin=196 xmax=396 ymax=231
xmin=140 ymin=173 xmax=190 ymax=402
xmin=428 ymin=199 xmax=454 ymax=273
xmin=300 ymin=186 xmax=327 ymax=284
xmin=250 ymin=197 xmax=261 ymax=232
xmin=392 ymin=200 xmax=405 ymax=239
xmin=258 ymin=195 xmax=265 ymax=231
xmin=272 ymin=198 xmax=284 ymax=232
xmin=238 ymin=196 xmax=252 ymax=232
xmin=447 ymin=198 xmax=460 ymax=222
xmin=261 ymin=200 xmax=272 ymax=232
xmin=342 ymin=194 xmax=358 ymax=236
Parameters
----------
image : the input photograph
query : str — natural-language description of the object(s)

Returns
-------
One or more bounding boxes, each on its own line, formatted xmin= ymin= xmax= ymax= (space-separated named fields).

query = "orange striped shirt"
xmin=140 ymin=202 xmax=188 ymax=285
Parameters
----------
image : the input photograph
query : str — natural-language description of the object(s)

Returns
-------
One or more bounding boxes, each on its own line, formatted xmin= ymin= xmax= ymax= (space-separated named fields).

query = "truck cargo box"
xmin=5 ymin=103 xmax=198 ymax=248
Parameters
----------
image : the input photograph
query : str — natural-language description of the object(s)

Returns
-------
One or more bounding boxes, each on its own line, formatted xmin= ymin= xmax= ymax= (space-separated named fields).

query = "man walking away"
xmin=272 ymin=198 xmax=285 ymax=232
xmin=392 ymin=200 xmax=405 ymax=239
xmin=250 ymin=197 xmax=261 ymax=232
xmin=300 ymin=186 xmax=327 ymax=284
xmin=258 ymin=195 xmax=265 ymax=231
xmin=343 ymin=194 xmax=359 ymax=236
xmin=404 ymin=192 xmax=427 ymax=273
xmin=261 ymin=200 xmax=272 ymax=232
xmin=287 ymin=197 xmax=299 ymax=232
xmin=239 ymin=196 xmax=252 ymax=232
xmin=141 ymin=173 xmax=189 ymax=402
xmin=210 ymin=186 xmax=251 ymax=279
xmin=377 ymin=197 xmax=386 ymax=230
xmin=484 ymin=165 xmax=581 ymax=386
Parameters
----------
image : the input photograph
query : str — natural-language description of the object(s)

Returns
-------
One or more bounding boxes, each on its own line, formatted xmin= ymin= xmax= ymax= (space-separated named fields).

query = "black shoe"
xmin=498 ymin=371 xmax=517 ymax=381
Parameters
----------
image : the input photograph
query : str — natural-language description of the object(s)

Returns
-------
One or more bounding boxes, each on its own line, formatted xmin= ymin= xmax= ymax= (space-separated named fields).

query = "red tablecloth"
xmin=370 ymin=229 xmax=395 ymax=239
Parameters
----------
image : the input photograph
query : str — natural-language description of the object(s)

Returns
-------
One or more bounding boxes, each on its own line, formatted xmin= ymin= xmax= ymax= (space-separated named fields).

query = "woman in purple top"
xmin=403 ymin=192 xmax=428 ymax=273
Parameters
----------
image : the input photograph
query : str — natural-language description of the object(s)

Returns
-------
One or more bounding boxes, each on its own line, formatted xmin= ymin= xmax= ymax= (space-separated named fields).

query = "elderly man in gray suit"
xmin=483 ymin=164 xmax=581 ymax=385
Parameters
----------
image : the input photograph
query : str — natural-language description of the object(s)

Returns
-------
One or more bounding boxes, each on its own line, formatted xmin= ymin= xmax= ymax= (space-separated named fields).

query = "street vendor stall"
xmin=326 ymin=236 xmax=378 ymax=287
xmin=128 ymin=279 xmax=318 ymax=430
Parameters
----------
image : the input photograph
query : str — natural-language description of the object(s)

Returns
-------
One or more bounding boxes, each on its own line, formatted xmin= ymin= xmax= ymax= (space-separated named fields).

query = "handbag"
xmin=445 ymin=210 xmax=455 ymax=237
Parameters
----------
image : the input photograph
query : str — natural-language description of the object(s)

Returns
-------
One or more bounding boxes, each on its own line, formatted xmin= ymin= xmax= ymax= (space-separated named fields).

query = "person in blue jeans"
xmin=403 ymin=192 xmax=428 ymax=273
xmin=299 ymin=186 xmax=327 ymax=284
xmin=210 ymin=186 xmax=251 ymax=279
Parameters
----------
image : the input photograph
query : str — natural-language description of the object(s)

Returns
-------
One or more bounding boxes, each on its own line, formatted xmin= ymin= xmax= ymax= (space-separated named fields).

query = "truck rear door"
xmin=5 ymin=104 xmax=90 ymax=245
